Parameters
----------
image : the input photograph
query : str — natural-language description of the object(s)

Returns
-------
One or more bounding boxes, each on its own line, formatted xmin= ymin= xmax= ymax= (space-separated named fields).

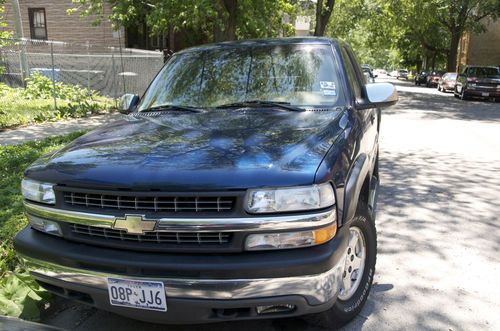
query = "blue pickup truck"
xmin=14 ymin=37 xmax=397 ymax=328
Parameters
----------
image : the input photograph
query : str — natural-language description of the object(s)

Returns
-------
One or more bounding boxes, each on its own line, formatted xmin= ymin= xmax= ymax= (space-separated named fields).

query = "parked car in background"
xmin=454 ymin=65 xmax=500 ymax=101
xmin=414 ymin=71 xmax=428 ymax=86
xmin=362 ymin=65 xmax=377 ymax=83
xmin=14 ymin=37 xmax=398 ymax=328
xmin=425 ymin=70 xmax=446 ymax=87
xmin=396 ymin=69 xmax=408 ymax=80
xmin=374 ymin=69 xmax=387 ymax=76
xmin=388 ymin=70 xmax=398 ymax=77
xmin=437 ymin=72 xmax=457 ymax=92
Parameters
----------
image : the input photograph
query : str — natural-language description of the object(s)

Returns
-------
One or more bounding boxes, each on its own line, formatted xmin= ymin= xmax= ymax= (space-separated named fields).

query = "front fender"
xmin=342 ymin=153 xmax=370 ymax=225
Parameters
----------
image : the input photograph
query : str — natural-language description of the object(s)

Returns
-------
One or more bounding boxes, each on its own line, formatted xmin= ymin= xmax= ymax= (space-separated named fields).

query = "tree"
xmin=373 ymin=0 xmax=500 ymax=71
xmin=431 ymin=0 xmax=500 ymax=71
xmin=0 ymin=0 xmax=12 ymax=41
xmin=69 ymin=0 xmax=295 ymax=47
xmin=0 ymin=0 xmax=13 ymax=75
xmin=313 ymin=0 xmax=335 ymax=36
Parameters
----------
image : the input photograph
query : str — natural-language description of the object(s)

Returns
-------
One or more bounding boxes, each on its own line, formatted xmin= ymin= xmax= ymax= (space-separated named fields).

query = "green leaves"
xmin=70 ymin=0 xmax=296 ymax=44
xmin=0 ymin=271 xmax=50 ymax=321
xmin=0 ymin=244 xmax=48 ymax=321
xmin=0 ymin=78 xmax=114 ymax=129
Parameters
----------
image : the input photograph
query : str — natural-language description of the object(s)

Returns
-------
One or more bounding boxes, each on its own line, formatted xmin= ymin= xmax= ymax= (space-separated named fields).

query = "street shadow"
xmin=384 ymin=90 xmax=500 ymax=122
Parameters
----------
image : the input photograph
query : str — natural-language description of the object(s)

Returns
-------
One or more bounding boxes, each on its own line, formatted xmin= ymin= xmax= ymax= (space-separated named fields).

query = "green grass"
xmin=0 ymin=83 xmax=115 ymax=129
xmin=0 ymin=131 xmax=86 ymax=320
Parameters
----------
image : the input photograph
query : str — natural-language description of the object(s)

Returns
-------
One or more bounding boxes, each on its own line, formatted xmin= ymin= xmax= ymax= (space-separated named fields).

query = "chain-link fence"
xmin=0 ymin=37 xmax=165 ymax=98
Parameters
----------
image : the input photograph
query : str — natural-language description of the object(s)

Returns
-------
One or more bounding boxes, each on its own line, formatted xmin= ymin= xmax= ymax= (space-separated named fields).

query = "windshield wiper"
xmin=215 ymin=100 xmax=304 ymax=112
xmin=142 ymin=105 xmax=205 ymax=113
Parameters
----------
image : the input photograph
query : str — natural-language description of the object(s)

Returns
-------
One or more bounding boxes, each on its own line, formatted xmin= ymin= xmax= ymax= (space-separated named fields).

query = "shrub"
xmin=22 ymin=72 xmax=91 ymax=101
xmin=0 ymin=75 xmax=115 ymax=129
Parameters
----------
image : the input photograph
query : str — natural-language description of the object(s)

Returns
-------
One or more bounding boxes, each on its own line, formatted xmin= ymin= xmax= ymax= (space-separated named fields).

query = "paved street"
xmin=40 ymin=77 xmax=500 ymax=330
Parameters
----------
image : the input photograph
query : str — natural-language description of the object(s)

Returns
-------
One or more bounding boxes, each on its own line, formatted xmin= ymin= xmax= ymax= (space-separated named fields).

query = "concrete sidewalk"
xmin=0 ymin=113 xmax=123 ymax=146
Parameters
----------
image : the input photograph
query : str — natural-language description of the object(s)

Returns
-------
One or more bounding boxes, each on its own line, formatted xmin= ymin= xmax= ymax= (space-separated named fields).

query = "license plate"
xmin=107 ymin=277 xmax=167 ymax=311
xmin=482 ymin=92 xmax=489 ymax=97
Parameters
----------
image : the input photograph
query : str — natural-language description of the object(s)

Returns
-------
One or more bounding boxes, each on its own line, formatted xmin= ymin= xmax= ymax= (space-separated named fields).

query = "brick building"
xmin=457 ymin=19 xmax=500 ymax=69
xmin=1 ymin=0 xmax=125 ymax=47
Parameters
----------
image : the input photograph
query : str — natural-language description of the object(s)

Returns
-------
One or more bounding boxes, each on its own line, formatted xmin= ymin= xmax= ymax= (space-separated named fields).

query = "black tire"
xmin=304 ymin=201 xmax=377 ymax=329
xmin=460 ymin=87 xmax=469 ymax=100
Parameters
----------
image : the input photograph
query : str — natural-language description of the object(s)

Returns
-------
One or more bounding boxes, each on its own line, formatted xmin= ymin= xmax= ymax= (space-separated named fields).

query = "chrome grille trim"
xmin=70 ymin=223 xmax=231 ymax=245
xmin=24 ymin=201 xmax=336 ymax=232
xmin=62 ymin=191 xmax=235 ymax=213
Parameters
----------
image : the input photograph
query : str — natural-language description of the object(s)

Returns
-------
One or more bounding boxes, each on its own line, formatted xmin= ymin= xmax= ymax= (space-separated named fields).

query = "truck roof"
xmin=176 ymin=37 xmax=339 ymax=54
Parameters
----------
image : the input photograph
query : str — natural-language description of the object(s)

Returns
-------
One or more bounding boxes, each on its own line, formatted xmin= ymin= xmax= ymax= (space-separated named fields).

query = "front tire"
xmin=304 ymin=201 xmax=377 ymax=329
xmin=460 ymin=87 xmax=469 ymax=100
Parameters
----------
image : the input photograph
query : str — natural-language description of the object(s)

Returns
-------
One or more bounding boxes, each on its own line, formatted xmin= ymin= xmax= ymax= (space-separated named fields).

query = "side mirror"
xmin=363 ymin=83 xmax=398 ymax=108
xmin=119 ymin=94 xmax=140 ymax=114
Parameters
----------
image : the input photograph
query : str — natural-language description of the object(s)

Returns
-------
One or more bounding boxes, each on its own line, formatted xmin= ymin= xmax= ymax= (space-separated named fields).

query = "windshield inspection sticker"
xmin=322 ymin=89 xmax=337 ymax=96
xmin=320 ymin=81 xmax=337 ymax=96
xmin=320 ymin=81 xmax=336 ymax=89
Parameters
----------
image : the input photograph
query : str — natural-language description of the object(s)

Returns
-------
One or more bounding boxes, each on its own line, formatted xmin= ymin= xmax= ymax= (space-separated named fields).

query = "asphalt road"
xmin=39 ymin=77 xmax=500 ymax=331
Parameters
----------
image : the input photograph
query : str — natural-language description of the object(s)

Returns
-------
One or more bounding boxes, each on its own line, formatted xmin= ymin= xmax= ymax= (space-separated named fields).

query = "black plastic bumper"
xmin=14 ymin=225 xmax=348 ymax=279
xmin=14 ymin=226 xmax=348 ymax=323
xmin=33 ymin=271 xmax=335 ymax=324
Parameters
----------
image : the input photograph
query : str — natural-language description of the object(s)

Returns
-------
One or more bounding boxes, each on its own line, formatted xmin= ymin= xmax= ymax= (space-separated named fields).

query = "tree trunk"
xmin=214 ymin=0 xmax=237 ymax=42
xmin=447 ymin=29 xmax=461 ymax=72
xmin=314 ymin=0 xmax=335 ymax=36
xmin=223 ymin=0 xmax=237 ymax=41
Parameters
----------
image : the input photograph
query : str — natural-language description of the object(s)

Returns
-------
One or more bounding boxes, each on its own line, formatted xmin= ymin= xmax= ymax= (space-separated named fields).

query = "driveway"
xmin=39 ymin=78 xmax=500 ymax=330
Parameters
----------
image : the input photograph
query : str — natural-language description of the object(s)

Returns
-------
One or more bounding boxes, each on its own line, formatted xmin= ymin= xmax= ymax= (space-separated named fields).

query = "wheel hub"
xmin=338 ymin=226 xmax=366 ymax=301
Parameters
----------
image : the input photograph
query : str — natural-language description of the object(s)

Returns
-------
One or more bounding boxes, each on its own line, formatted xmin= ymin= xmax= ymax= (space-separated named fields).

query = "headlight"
xmin=245 ymin=223 xmax=337 ymax=251
xmin=21 ymin=178 xmax=55 ymax=204
xmin=246 ymin=183 xmax=335 ymax=214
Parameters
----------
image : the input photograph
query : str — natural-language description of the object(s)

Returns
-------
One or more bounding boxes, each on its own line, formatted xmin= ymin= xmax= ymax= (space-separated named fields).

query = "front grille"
xmin=70 ymin=223 xmax=231 ymax=245
xmin=63 ymin=191 xmax=235 ymax=213
xmin=475 ymin=84 xmax=497 ymax=89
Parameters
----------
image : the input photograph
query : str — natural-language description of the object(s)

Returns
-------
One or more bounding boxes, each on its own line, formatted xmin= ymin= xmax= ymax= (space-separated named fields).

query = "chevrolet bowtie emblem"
xmin=113 ymin=215 xmax=156 ymax=234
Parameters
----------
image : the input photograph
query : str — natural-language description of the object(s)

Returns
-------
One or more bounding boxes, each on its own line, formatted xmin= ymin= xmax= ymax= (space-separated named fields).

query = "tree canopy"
xmin=70 ymin=0 xmax=500 ymax=71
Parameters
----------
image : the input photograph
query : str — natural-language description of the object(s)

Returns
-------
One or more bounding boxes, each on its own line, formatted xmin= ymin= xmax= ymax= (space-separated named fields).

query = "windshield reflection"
xmin=139 ymin=44 xmax=341 ymax=110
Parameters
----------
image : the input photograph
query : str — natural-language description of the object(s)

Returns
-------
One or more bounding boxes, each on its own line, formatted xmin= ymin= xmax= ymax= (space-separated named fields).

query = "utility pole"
xmin=11 ymin=0 xmax=29 ymax=83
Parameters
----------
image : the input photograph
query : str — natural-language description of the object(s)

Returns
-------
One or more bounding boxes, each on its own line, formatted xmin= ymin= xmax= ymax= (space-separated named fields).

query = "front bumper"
xmin=465 ymin=89 xmax=500 ymax=98
xmin=15 ymin=226 xmax=348 ymax=323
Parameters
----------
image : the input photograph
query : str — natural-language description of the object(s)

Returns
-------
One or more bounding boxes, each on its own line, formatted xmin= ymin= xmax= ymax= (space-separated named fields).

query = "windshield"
xmin=138 ymin=44 xmax=341 ymax=111
xmin=468 ymin=67 xmax=500 ymax=79
xmin=443 ymin=73 xmax=457 ymax=80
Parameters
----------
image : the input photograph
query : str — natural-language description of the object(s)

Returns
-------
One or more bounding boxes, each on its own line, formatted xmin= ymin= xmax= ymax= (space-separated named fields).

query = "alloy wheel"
xmin=338 ymin=227 xmax=367 ymax=301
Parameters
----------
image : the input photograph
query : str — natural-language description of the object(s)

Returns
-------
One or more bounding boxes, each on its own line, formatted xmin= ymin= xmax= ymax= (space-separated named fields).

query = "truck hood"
xmin=26 ymin=109 xmax=347 ymax=190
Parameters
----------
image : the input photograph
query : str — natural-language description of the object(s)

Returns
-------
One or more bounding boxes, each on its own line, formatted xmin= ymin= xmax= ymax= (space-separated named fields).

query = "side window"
xmin=341 ymin=47 xmax=362 ymax=100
